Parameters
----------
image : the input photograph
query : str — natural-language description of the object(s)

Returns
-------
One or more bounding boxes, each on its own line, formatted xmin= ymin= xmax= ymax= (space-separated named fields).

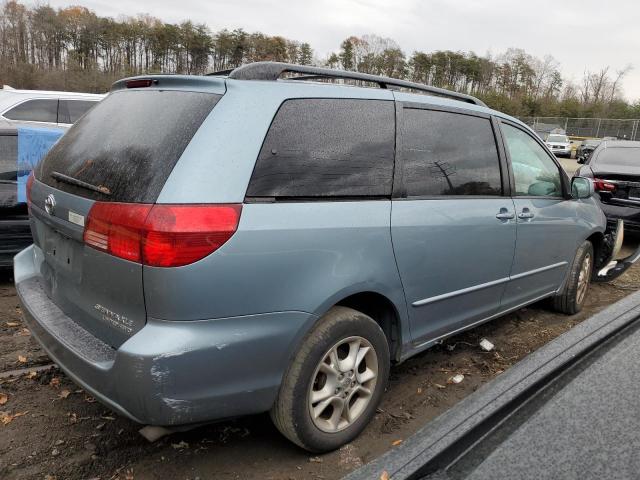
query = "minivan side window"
xmin=4 ymin=99 xmax=58 ymax=123
xmin=246 ymin=98 xmax=395 ymax=198
xmin=501 ymin=123 xmax=562 ymax=197
xmin=58 ymin=100 xmax=98 ymax=124
xmin=400 ymin=108 xmax=502 ymax=196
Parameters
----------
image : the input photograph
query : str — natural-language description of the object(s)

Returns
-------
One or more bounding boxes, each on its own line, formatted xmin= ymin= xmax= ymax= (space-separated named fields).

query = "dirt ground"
xmin=1 ymin=255 xmax=639 ymax=480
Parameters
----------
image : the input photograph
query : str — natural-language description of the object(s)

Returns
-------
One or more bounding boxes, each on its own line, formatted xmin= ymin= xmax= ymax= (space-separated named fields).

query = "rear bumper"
xmin=601 ymin=202 xmax=640 ymax=231
xmin=0 ymin=209 xmax=31 ymax=267
xmin=549 ymin=147 xmax=571 ymax=156
xmin=14 ymin=245 xmax=314 ymax=426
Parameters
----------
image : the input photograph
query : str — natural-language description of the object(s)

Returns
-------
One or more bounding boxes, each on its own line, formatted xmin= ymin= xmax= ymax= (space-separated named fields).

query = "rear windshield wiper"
xmin=50 ymin=172 xmax=111 ymax=196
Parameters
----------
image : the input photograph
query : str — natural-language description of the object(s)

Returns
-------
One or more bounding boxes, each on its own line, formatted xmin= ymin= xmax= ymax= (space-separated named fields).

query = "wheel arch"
xmin=586 ymin=230 xmax=606 ymax=269
xmin=334 ymin=291 xmax=404 ymax=362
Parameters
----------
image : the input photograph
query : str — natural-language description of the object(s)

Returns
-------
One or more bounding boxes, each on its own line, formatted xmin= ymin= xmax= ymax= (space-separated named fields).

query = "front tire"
xmin=552 ymin=241 xmax=593 ymax=314
xmin=270 ymin=306 xmax=390 ymax=452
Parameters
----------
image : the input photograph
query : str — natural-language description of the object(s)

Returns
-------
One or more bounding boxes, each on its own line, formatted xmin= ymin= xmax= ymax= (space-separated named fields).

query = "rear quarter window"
xmin=4 ymin=99 xmax=58 ymax=123
xmin=246 ymin=98 xmax=395 ymax=198
xmin=38 ymin=90 xmax=221 ymax=203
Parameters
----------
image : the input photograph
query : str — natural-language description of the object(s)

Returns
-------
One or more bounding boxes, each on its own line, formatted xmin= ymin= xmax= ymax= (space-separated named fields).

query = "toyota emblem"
xmin=44 ymin=194 xmax=56 ymax=215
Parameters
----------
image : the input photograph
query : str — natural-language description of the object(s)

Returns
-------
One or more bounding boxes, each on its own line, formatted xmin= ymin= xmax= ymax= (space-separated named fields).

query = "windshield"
xmin=547 ymin=135 xmax=568 ymax=143
xmin=37 ymin=89 xmax=221 ymax=203
xmin=593 ymin=147 xmax=640 ymax=167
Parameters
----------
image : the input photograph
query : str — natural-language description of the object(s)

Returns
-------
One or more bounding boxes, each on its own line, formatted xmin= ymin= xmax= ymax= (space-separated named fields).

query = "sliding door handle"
xmin=496 ymin=208 xmax=515 ymax=220
xmin=518 ymin=208 xmax=534 ymax=219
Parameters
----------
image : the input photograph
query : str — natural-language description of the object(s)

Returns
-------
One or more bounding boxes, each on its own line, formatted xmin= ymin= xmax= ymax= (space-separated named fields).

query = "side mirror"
xmin=576 ymin=155 xmax=585 ymax=164
xmin=572 ymin=177 xmax=593 ymax=199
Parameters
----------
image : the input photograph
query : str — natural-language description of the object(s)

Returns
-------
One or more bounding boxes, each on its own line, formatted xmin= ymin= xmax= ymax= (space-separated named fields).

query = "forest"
xmin=1 ymin=0 xmax=638 ymax=118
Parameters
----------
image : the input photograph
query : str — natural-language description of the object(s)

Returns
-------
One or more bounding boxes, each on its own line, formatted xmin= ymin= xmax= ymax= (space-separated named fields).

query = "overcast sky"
xmin=43 ymin=0 xmax=640 ymax=101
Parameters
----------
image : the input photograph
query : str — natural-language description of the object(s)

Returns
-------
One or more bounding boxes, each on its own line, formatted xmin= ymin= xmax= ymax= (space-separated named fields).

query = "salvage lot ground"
xmin=2 ymin=157 xmax=639 ymax=480
xmin=3 ymin=267 xmax=639 ymax=480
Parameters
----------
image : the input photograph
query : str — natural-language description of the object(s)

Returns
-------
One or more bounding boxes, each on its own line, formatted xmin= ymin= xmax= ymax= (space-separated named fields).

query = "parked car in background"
xmin=14 ymin=62 xmax=633 ymax=453
xmin=577 ymin=137 xmax=619 ymax=163
xmin=577 ymin=138 xmax=602 ymax=162
xmin=575 ymin=140 xmax=640 ymax=231
xmin=545 ymin=133 xmax=572 ymax=157
xmin=0 ymin=120 xmax=24 ymax=267
xmin=0 ymin=86 xmax=104 ymax=128
xmin=0 ymin=120 xmax=65 ymax=267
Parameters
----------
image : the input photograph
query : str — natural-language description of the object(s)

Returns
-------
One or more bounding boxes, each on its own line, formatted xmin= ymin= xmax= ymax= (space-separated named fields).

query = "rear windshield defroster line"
xmin=38 ymin=90 xmax=222 ymax=203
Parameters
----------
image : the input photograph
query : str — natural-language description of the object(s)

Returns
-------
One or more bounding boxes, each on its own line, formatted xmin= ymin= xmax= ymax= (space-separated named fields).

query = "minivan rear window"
xmin=38 ymin=90 xmax=221 ymax=203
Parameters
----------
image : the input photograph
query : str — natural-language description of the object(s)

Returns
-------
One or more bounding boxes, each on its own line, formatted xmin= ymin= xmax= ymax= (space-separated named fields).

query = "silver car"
xmin=14 ymin=62 xmax=632 ymax=452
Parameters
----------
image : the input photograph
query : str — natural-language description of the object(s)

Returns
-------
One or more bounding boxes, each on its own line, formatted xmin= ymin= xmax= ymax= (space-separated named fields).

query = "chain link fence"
xmin=519 ymin=117 xmax=640 ymax=141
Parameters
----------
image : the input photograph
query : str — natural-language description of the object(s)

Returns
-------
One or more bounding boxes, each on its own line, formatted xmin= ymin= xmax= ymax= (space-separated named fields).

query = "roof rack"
xmin=216 ymin=62 xmax=486 ymax=107
xmin=207 ymin=68 xmax=234 ymax=76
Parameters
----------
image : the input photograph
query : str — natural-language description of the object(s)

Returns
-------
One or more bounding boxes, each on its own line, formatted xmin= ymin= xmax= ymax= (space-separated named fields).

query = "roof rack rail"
xmin=220 ymin=62 xmax=487 ymax=107
xmin=207 ymin=68 xmax=235 ymax=76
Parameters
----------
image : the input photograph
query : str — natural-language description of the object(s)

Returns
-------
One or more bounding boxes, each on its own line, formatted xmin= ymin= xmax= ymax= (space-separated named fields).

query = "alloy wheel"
xmin=308 ymin=336 xmax=378 ymax=433
xmin=576 ymin=252 xmax=592 ymax=305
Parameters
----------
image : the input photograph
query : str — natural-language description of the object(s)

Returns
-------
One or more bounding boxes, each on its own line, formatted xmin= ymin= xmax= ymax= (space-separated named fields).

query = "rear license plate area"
xmin=43 ymin=228 xmax=75 ymax=271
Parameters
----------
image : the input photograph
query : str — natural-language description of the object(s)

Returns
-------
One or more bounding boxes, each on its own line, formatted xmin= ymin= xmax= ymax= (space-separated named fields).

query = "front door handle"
xmin=496 ymin=208 xmax=515 ymax=220
xmin=518 ymin=208 xmax=534 ymax=219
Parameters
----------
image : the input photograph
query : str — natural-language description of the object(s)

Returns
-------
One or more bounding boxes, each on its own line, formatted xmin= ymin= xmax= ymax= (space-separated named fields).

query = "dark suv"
xmin=0 ymin=120 xmax=63 ymax=267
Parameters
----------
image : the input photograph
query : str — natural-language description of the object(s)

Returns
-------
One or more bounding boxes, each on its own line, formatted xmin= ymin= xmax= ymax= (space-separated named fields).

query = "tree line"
xmin=0 ymin=0 xmax=637 ymax=119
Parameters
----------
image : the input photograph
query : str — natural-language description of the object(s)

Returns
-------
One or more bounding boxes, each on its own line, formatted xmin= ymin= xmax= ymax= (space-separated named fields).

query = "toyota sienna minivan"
xmin=14 ymin=62 xmax=634 ymax=452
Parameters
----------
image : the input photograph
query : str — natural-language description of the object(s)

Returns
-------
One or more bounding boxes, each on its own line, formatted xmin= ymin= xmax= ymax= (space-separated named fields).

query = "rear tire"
xmin=552 ymin=241 xmax=593 ymax=314
xmin=270 ymin=306 xmax=390 ymax=452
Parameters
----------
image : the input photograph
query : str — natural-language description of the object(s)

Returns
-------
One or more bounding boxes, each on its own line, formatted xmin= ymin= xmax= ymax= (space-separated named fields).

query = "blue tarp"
xmin=16 ymin=126 xmax=64 ymax=203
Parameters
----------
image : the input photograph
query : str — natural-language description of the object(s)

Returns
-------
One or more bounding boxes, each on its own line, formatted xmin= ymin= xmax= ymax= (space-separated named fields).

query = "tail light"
xmin=593 ymin=179 xmax=616 ymax=192
xmin=26 ymin=172 xmax=35 ymax=207
xmin=84 ymin=203 xmax=242 ymax=267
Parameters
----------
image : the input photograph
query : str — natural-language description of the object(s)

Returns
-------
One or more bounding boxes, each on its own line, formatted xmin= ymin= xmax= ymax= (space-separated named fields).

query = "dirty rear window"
xmin=593 ymin=147 xmax=640 ymax=167
xmin=37 ymin=90 xmax=221 ymax=203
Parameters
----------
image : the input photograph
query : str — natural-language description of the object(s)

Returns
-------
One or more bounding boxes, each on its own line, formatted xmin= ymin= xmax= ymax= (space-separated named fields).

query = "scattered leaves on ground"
xmin=1 ymin=410 xmax=28 ymax=425
xmin=17 ymin=355 xmax=27 ymax=363
xmin=0 ymin=393 xmax=7 ymax=405
xmin=391 ymin=439 xmax=403 ymax=446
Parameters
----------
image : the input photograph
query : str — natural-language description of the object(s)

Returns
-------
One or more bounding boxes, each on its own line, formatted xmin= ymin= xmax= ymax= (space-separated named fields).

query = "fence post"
xmin=564 ymin=117 xmax=568 ymax=133
xmin=595 ymin=118 xmax=602 ymax=138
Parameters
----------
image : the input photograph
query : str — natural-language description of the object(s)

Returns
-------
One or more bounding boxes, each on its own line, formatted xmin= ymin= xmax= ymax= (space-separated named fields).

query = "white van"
xmin=0 ymin=86 xmax=104 ymax=128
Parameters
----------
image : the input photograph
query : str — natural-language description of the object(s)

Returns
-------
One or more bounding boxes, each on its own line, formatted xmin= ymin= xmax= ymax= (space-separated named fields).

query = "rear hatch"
xmin=30 ymin=85 xmax=223 ymax=348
